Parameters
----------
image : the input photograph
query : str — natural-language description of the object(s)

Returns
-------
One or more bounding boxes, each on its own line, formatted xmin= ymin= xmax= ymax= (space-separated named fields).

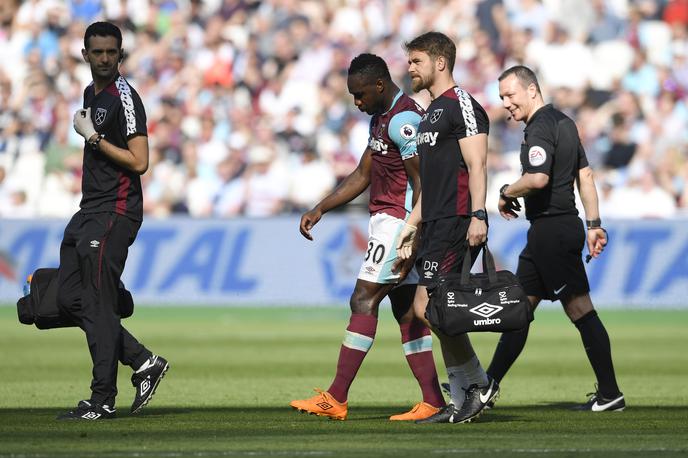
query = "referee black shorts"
xmin=517 ymin=214 xmax=590 ymax=301
xmin=415 ymin=216 xmax=480 ymax=288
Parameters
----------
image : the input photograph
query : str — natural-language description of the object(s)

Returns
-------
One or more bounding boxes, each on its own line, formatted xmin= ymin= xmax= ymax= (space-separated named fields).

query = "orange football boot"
xmin=389 ymin=401 xmax=441 ymax=421
xmin=290 ymin=389 xmax=348 ymax=420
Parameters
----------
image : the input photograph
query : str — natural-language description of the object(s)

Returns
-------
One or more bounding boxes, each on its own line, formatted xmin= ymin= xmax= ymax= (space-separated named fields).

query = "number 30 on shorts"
xmin=365 ymin=242 xmax=386 ymax=264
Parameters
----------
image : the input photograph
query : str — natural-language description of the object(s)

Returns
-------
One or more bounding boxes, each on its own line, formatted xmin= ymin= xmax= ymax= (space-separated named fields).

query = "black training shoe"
xmin=415 ymin=403 xmax=462 ymax=424
xmin=441 ymin=382 xmax=495 ymax=409
xmin=131 ymin=355 xmax=169 ymax=413
xmin=57 ymin=400 xmax=116 ymax=420
xmin=572 ymin=390 xmax=625 ymax=412
xmin=450 ymin=377 xmax=500 ymax=424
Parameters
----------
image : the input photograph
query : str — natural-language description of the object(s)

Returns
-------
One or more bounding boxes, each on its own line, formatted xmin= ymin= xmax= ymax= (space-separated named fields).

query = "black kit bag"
xmin=17 ymin=268 xmax=134 ymax=330
xmin=426 ymin=245 xmax=533 ymax=336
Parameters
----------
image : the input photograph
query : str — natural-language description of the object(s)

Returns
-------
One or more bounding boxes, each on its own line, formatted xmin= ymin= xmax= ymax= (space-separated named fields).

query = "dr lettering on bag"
xmin=425 ymin=244 xmax=533 ymax=336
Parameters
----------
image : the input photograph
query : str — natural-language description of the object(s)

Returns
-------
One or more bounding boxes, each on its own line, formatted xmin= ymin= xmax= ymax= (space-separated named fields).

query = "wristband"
xmin=470 ymin=209 xmax=487 ymax=221
xmin=586 ymin=218 xmax=601 ymax=229
xmin=89 ymin=133 xmax=105 ymax=149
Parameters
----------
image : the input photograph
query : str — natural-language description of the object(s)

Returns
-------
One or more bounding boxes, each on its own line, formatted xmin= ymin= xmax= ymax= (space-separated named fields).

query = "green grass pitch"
xmin=0 ymin=305 xmax=687 ymax=457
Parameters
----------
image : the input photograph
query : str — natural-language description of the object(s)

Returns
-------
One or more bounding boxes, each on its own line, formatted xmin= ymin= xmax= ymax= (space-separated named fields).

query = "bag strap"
xmin=460 ymin=243 xmax=498 ymax=285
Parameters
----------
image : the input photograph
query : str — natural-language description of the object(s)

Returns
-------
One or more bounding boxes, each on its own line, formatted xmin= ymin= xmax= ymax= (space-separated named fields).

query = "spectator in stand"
xmin=0 ymin=0 xmax=685 ymax=218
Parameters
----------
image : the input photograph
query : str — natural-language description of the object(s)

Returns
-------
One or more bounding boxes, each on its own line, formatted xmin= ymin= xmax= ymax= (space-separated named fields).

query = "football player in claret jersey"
xmin=290 ymin=53 xmax=446 ymax=421
xmin=55 ymin=22 xmax=168 ymax=420
xmin=397 ymin=31 xmax=498 ymax=424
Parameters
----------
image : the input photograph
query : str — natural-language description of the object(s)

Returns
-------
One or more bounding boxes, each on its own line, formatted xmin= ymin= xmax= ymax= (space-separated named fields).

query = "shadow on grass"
xmin=1 ymin=406 xmax=686 ymax=458
xmin=1 ymin=404 xmax=686 ymax=423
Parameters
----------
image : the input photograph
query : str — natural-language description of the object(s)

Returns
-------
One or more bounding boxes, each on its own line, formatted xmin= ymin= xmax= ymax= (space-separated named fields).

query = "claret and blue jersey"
xmin=367 ymin=90 xmax=423 ymax=220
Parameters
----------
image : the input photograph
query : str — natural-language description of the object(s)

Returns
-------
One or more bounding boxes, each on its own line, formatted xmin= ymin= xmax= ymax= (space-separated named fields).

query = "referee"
xmin=487 ymin=65 xmax=624 ymax=411
xmin=55 ymin=22 xmax=168 ymax=420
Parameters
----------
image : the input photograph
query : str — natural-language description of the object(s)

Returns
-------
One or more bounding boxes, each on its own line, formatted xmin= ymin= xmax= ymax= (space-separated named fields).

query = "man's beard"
xmin=411 ymin=75 xmax=426 ymax=93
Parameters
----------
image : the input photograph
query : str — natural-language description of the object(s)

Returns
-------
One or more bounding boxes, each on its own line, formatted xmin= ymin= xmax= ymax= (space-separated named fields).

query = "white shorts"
xmin=357 ymin=212 xmax=419 ymax=286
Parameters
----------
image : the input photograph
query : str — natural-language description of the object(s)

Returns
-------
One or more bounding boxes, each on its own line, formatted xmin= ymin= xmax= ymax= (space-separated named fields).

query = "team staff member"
xmin=397 ymin=31 xmax=499 ymax=424
xmin=487 ymin=65 xmax=624 ymax=411
xmin=290 ymin=54 xmax=445 ymax=422
xmin=56 ymin=22 xmax=168 ymax=420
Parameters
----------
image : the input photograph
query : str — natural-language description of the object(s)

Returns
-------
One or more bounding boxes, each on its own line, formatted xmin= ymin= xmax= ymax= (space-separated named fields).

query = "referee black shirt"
xmin=81 ymin=74 xmax=147 ymax=221
xmin=521 ymin=104 xmax=588 ymax=220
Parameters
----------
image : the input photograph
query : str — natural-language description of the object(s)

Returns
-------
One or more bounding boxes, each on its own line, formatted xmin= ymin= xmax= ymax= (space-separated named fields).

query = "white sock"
xmin=455 ymin=355 xmax=489 ymax=389
xmin=446 ymin=366 xmax=470 ymax=408
xmin=135 ymin=355 xmax=154 ymax=373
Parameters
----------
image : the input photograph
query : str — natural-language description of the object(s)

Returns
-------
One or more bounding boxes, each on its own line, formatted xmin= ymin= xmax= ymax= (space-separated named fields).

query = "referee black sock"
xmin=486 ymin=325 xmax=530 ymax=383
xmin=574 ymin=310 xmax=621 ymax=399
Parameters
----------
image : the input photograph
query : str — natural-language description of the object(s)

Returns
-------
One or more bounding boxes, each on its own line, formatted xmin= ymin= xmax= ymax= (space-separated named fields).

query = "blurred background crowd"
xmin=0 ymin=0 xmax=686 ymax=219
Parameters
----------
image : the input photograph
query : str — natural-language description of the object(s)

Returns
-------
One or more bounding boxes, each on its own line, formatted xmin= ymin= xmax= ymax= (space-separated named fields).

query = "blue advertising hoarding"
xmin=0 ymin=216 xmax=686 ymax=307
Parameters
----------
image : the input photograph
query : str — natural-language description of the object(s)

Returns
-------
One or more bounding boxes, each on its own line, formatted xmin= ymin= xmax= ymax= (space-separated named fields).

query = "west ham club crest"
xmin=95 ymin=107 xmax=107 ymax=126
xmin=430 ymin=109 xmax=443 ymax=124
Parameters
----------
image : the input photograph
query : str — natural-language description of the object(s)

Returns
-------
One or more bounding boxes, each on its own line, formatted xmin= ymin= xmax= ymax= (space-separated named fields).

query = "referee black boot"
xmin=130 ymin=355 xmax=169 ymax=413
xmin=57 ymin=400 xmax=116 ymax=420
xmin=572 ymin=388 xmax=625 ymax=412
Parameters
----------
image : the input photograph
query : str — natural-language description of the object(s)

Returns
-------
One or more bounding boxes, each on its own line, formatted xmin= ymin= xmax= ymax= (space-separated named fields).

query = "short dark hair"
xmin=348 ymin=53 xmax=391 ymax=82
xmin=84 ymin=21 xmax=122 ymax=50
xmin=404 ymin=31 xmax=456 ymax=73
xmin=498 ymin=65 xmax=541 ymax=94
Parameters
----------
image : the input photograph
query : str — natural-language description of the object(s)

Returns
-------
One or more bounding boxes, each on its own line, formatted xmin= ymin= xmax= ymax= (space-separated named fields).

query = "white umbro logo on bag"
xmin=471 ymin=303 xmax=504 ymax=326
xmin=90 ymin=240 xmax=100 ymax=248
xmin=470 ymin=303 xmax=503 ymax=318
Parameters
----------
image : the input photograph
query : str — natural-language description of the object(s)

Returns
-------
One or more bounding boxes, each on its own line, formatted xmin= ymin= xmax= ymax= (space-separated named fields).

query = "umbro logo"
xmin=316 ymin=402 xmax=333 ymax=410
xmin=140 ymin=378 xmax=151 ymax=396
xmin=81 ymin=412 xmax=101 ymax=420
xmin=90 ymin=240 xmax=100 ymax=248
xmin=469 ymin=303 xmax=503 ymax=319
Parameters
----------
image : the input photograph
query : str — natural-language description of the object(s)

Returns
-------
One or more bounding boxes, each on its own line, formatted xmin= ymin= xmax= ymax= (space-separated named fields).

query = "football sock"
xmin=574 ymin=310 xmax=621 ymax=398
xmin=399 ymin=319 xmax=445 ymax=408
xmin=328 ymin=314 xmax=377 ymax=403
xmin=445 ymin=366 xmax=470 ymax=408
xmin=486 ymin=325 xmax=530 ymax=383
xmin=457 ymin=354 xmax=489 ymax=388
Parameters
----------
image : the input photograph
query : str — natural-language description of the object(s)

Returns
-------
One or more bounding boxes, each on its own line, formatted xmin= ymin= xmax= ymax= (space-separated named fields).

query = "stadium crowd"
xmin=0 ymin=0 xmax=686 ymax=219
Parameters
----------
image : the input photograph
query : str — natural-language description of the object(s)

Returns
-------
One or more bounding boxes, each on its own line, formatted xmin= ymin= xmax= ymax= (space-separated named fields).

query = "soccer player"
xmin=55 ymin=22 xmax=168 ymax=420
xmin=396 ymin=31 xmax=499 ymax=424
xmin=289 ymin=53 xmax=446 ymax=421
xmin=488 ymin=65 xmax=624 ymax=411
